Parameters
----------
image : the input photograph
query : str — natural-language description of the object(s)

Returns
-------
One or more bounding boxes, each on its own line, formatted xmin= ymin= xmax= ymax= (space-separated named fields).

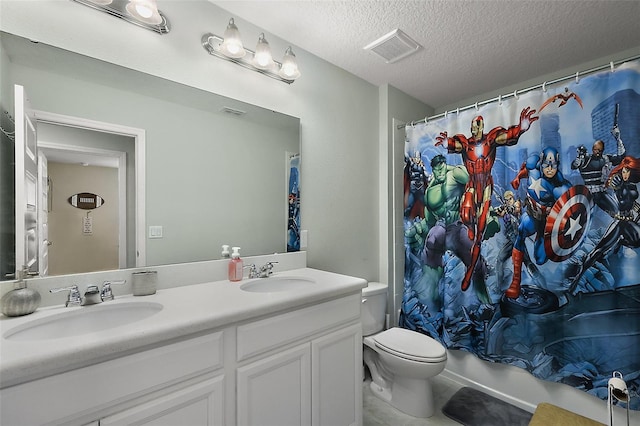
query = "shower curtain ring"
xmin=610 ymin=61 xmax=615 ymax=72
xmin=575 ymin=71 xmax=580 ymax=83
xmin=444 ymin=110 xmax=448 ymax=118
xmin=456 ymin=107 xmax=460 ymax=115
xmin=513 ymin=89 xmax=519 ymax=100
xmin=542 ymin=81 xmax=547 ymax=92
xmin=498 ymin=94 xmax=502 ymax=105
xmin=474 ymin=102 xmax=479 ymax=111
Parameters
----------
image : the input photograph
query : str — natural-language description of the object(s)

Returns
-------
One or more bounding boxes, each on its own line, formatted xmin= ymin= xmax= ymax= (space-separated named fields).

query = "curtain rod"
xmin=399 ymin=53 xmax=640 ymax=129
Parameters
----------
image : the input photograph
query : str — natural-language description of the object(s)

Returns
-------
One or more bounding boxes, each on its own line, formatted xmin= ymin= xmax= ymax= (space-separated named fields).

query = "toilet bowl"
xmin=362 ymin=282 xmax=447 ymax=418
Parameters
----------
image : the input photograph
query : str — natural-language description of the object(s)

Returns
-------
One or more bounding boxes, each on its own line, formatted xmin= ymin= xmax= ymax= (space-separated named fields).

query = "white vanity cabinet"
xmin=99 ymin=376 xmax=225 ymax=425
xmin=236 ymin=293 xmax=363 ymax=426
xmin=0 ymin=280 xmax=364 ymax=426
xmin=311 ymin=324 xmax=362 ymax=426
xmin=237 ymin=343 xmax=312 ymax=425
xmin=0 ymin=332 xmax=225 ymax=426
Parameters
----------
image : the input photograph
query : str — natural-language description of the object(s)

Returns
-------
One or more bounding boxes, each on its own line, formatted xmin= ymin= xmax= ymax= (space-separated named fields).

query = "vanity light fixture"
xmin=202 ymin=18 xmax=301 ymax=84
xmin=70 ymin=0 xmax=170 ymax=34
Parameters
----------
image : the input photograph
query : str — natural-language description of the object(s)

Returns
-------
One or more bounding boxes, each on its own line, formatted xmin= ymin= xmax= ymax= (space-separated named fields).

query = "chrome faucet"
xmin=50 ymin=285 xmax=83 ymax=307
xmin=83 ymin=285 xmax=102 ymax=305
xmin=245 ymin=262 xmax=278 ymax=279
xmin=257 ymin=261 xmax=279 ymax=278
xmin=246 ymin=264 xmax=259 ymax=279
xmin=100 ymin=280 xmax=126 ymax=301
xmin=50 ymin=280 xmax=127 ymax=307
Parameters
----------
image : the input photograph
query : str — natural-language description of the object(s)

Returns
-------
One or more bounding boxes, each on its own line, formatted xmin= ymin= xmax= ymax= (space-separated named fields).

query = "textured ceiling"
xmin=209 ymin=0 xmax=640 ymax=109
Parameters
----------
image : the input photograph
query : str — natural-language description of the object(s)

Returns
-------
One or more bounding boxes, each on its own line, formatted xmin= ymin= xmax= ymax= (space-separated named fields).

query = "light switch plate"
xmin=149 ymin=225 xmax=163 ymax=239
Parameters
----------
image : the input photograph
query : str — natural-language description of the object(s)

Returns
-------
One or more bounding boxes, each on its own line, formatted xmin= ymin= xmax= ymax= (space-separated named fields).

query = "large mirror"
xmin=0 ymin=31 xmax=300 ymax=280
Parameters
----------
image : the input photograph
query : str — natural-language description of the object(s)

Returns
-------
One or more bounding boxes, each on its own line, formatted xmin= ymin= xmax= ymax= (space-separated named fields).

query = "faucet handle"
xmin=101 ymin=280 xmax=127 ymax=301
xmin=50 ymin=285 xmax=82 ymax=307
xmin=264 ymin=262 xmax=278 ymax=275
xmin=259 ymin=261 xmax=279 ymax=277
xmin=245 ymin=264 xmax=258 ymax=279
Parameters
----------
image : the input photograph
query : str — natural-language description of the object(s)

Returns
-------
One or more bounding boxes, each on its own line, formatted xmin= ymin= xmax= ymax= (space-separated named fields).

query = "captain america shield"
xmin=544 ymin=185 xmax=593 ymax=262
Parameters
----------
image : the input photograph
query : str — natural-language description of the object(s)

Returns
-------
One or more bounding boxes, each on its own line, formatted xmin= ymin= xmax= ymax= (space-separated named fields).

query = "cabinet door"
xmin=100 ymin=376 xmax=224 ymax=426
xmin=237 ymin=344 xmax=311 ymax=426
xmin=312 ymin=324 xmax=362 ymax=426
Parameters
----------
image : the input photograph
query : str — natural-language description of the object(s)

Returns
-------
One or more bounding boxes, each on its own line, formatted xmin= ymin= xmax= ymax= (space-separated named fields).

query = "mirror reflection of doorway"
xmin=8 ymin=86 xmax=145 ymax=281
xmin=44 ymin=152 xmax=121 ymax=275
xmin=37 ymin=120 xmax=138 ymax=275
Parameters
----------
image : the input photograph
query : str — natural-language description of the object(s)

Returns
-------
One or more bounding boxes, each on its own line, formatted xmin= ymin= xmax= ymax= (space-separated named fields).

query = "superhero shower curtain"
xmin=287 ymin=153 xmax=301 ymax=252
xmin=401 ymin=59 xmax=640 ymax=408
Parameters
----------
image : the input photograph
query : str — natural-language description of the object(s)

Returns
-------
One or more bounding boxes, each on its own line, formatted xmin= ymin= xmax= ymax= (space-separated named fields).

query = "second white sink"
xmin=239 ymin=277 xmax=317 ymax=293
xmin=3 ymin=302 xmax=163 ymax=341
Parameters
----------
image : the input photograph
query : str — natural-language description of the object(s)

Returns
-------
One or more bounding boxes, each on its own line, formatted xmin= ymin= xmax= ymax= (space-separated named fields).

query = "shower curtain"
xmin=287 ymin=153 xmax=300 ymax=252
xmin=401 ymin=59 xmax=640 ymax=408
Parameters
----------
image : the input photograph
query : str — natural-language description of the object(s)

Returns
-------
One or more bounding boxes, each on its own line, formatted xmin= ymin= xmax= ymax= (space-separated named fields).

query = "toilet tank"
xmin=361 ymin=282 xmax=388 ymax=336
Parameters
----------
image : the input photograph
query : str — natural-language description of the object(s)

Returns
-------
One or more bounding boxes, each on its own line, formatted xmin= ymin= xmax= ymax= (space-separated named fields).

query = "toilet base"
xmin=392 ymin=375 xmax=435 ymax=417
xmin=369 ymin=376 xmax=435 ymax=418
xmin=369 ymin=380 xmax=392 ymax=404
xmin=363 ymin=329 xmax=446 ymax=418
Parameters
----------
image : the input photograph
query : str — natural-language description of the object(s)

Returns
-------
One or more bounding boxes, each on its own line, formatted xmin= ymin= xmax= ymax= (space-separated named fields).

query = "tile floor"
xmin=363 ymin=374 xmax=465 ymax=426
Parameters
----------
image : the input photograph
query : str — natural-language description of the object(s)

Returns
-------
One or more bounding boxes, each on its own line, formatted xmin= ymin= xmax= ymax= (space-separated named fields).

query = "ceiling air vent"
xmin=364 ymin=29 xmax=421 ymax=64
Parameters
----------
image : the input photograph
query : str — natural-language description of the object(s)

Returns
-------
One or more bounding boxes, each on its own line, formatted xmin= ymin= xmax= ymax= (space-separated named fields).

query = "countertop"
xmin=0 ymin=268 xmax=367 ymax=388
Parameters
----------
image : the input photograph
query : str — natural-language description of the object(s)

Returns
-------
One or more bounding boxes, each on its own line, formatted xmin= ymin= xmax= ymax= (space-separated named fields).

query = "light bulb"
xmin=220 ymin=18 xmax=246 ymax=59
xmin=253 ymin=33 xmax=274 ymax=70
xmin=279 ymin=47 xmax=300 ymax=79
xmin=135 ymin=3 xmax=153 ymax=18
xmin=125 ymin=0 xmax=162 ymax=25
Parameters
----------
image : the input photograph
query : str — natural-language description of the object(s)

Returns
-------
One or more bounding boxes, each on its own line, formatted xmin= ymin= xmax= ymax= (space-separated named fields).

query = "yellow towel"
xmin=528 ymin=402 xmax=605 ymax=426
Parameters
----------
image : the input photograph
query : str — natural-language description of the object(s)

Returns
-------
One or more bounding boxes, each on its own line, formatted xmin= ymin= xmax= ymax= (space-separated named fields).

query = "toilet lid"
xmin=373 ymin=327 xmax=446 ymax=363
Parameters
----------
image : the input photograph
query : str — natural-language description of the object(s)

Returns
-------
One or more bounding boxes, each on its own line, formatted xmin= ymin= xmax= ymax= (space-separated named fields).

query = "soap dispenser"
xmin=228 ymin=247 xmax=243 ymax=282
xmin=221 ymin=245 xmax=230 ymax=259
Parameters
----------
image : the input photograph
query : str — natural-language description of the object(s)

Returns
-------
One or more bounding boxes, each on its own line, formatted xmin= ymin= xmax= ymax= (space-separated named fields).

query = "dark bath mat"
xmin=442 ymin=387 xmax=533 ymax=426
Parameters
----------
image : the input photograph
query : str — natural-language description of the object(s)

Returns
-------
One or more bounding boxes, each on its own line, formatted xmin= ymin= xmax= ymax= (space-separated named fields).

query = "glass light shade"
xmin=87 ymin=0 xmax=113 ymax=5
xmin=220 ymin=18 xmax=246 ymax=59
xmin=253 ymin=33 xmax=274 ymax=70
xmin=279 ymin=47 xmax=301 ymax=79
xmin=125 ymin=0 xmax=162 ymax=25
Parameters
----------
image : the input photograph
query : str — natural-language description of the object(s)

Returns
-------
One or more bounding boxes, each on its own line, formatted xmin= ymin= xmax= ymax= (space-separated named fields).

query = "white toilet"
xmin=362 ymin=282 xmax=447 ymax=418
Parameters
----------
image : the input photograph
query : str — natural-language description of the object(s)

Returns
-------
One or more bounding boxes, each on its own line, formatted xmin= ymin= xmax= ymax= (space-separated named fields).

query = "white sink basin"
xmin=3 ymin=302 xmax=163 ymax=341
xmin=239 ymin=277 xmax=317 ymax=293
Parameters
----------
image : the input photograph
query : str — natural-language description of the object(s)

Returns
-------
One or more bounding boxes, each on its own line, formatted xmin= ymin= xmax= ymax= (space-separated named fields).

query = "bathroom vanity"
xmin=0 ymin=268 xmax=366 ymax=426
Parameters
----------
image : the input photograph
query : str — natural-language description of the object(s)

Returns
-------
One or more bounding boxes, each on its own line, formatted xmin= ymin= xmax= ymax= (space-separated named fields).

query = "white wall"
xmin=379 ymin=84 xmax=432 ymax=327
xmin=0 ymin=0 xmax=380 ymax=281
